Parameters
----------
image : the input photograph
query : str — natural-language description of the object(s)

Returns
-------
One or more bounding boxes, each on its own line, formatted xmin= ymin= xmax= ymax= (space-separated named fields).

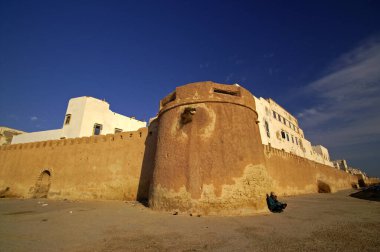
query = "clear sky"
xmin=1 ymin=0 xmax=380 ymax=177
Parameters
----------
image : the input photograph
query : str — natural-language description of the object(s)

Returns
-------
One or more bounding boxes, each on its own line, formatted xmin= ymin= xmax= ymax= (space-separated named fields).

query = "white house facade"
xmin=12 ymin=96 xmax=146 ymax=144
xmin=254 ymin=96 xmax=333 ymax=166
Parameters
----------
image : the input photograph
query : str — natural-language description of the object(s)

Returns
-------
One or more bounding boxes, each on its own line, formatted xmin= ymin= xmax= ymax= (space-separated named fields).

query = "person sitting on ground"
xmin=266 ymin=192 xmax=287 ymax=213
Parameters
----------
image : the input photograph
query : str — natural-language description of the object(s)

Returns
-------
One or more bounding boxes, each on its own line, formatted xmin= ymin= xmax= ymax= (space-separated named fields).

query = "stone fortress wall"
xmin=0 ymin=81 xmax=370 ymax=215
xmin=0 ymin=127 xmax=157 ymax=201
xmin=149 ymin=82 xmax=358 ymax=215
xmin=263 ymin=145 xmax=358 ymax=195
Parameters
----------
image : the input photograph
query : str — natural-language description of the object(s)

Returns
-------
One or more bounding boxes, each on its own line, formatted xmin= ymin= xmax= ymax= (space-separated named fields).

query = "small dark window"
xmin=286 ymin=132 xmax=289 ymax=141
xmin=291 ymin=135 xmax=294 ymax=143
xmin=213 ymin=88 xmax=239 ymax=96
xmin=93 ymin=124 xmax=103 ymax=135
xmin=278 ymin=115 xmax=282 ymax=122
xmin=264 ymin=121 xmax=270 ymax=138
xmin=281 ymin=131 xmax=286 ymax=139
xmin=161 ymin=91 xmax=176 ymax=107
xmin=64 ymin=114 xmax=71 ymax=125
xmin=272 ymin=111 xmax=276 ymax=119
xmin=295 ymin=137 xmax=298 ymax=145
xmin=115 ymin=128 xmax=122 ymax=134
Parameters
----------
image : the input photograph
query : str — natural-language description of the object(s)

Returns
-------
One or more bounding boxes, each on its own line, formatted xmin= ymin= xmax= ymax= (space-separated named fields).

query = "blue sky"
xmin=1 ymin=0 xmax=380 ymax=176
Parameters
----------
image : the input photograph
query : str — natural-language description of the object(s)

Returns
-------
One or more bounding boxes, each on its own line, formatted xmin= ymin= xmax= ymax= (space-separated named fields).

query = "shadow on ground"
xmin=350 ymin=185 xmax=380 ymax=202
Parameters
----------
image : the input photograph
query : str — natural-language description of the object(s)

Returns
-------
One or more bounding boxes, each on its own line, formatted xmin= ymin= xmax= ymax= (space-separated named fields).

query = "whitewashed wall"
xmin=12 ymin=96 xmax=146 ymax=144
xmin=254 ymin=96 xmax=333 ymax=166
xmin=12 ymin=129 xmax=63 ymax=144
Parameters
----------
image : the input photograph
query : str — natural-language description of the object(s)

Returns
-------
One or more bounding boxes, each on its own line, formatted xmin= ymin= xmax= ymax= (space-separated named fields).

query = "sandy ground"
xmin=0 ymin=189 xmax=379 ymax=252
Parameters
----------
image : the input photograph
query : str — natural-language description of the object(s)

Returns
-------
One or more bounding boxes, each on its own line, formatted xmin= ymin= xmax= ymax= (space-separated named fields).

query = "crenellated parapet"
xmin=149 ymin=81 xmax=358 ymax=216
xmin=0 ymin=127 xmax=156 ymax=201
xmin=0 ymin=128 xmax=148 ymax=152
xmin=150 ymin=81 xmax=267 ymax=215
xmin=0 ymin=81 xmax=360 ymax=215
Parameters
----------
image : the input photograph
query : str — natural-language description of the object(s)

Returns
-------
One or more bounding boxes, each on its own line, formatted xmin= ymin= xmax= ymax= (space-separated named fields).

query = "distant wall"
xmin=361 ymin=176 xmax=380 ymax=187
xmin=0 ymin=128 xmax=156 ymax=201
xmin=263 ymin=145 xmax=358 ymax=195
xmin=12 ymin=129 xmax=63 ymax=144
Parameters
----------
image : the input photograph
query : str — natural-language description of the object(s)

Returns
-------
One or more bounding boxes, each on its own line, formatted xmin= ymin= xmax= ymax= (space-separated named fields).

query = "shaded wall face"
xmin=0 ymin=129 xmax=155 ymax=201
xmin=150 ymin=101 xmax=267 ymax=215
xmin=263 ymin=146 xmax=358 ymax=195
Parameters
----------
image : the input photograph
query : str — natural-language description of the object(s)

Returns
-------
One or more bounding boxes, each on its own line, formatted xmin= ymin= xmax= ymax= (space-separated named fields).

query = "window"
xmin=264 ymin=121 xmax=270 ymax=138
xmin=161 ymin=91 xmax=176 ymax=107
xmin=286 ymin=132 xmax=289 ymax=141
xmin=115 ymin=128 xmax=122 ymax=134
xmin=295 ymin=137 xmax=298 ymax=145
xmin=64 ymin=114 xmax=71 ymax=125
xmin=278 ymin=115 xmax=282 ymax=122
xmin=291 ymin=135 xmax=294 ymax=143
xmin=272 ymin=111 xmax=277 ymax=119
xmin=93 ymin=124 xmax=103 ymax=135
xmin=281 ymin=130 xmax=286 ymax=139
xmin=213 ymin=88 xmax=239 ymax=96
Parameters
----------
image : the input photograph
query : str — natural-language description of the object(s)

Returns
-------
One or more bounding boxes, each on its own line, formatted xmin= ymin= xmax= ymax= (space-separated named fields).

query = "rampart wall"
xmin=0 ymin=127 xmax=157 ymax=201
xmin=0 ymin=81 xmax=362 ymax=216
xmin=148 ymin=81 xmax=359 ymax=216
xmin=263 ymin=145 xmax=358 ymax=196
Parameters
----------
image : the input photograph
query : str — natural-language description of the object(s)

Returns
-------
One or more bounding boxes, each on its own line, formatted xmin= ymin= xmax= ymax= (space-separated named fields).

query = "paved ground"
xmin=0 ymin=189 xmax=379 ymax=252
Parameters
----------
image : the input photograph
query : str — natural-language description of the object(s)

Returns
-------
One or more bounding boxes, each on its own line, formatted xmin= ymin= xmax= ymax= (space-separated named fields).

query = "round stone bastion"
xmin=149 ymin=81 xmax=271 ymax=216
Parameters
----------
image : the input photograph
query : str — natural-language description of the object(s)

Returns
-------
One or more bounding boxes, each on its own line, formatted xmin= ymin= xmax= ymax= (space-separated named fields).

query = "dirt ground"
xmin=0 ymin=189 xmax=379 ymax=252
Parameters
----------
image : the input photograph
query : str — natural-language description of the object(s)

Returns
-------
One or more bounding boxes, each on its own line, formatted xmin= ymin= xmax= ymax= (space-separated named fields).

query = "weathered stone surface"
xmin=149 ymin=81 xmax=358 ymax=215
xmin=0 ymin=81 xmax=359 ymax=216
xmin=0 ymin=128 xmax=157 ymax=201
xmin=150 ymin=82 xmax=270 ymax=215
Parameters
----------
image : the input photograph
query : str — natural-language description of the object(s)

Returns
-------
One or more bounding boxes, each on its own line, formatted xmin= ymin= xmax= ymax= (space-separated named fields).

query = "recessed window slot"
xmin=213 ymin=88 xmax=239 ymax=96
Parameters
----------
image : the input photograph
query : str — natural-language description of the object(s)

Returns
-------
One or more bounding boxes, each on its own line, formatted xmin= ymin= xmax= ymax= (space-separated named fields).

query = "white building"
xmin=254 ymin=96 xmax=333 ymax=166
xmin=12 ymin=96 xmax=146 ymax=144
xmin=332 ymin=159 xmax=348 ymax=171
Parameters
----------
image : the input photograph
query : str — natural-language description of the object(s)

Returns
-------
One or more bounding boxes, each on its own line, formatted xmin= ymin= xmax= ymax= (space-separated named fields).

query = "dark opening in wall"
xmin=358 ymin=179 xmax=366 ymax=188
xmin=265 ymin=121 xmax=270 ymax=138
xmin=213 ymin=88 xmax=239 ymax=96
xmin=180 ymin=107 xmax=196 ymax=125
xmin=161 ymin=92 xmax=176 ymax=107
xmin=34 ymin=170 xmax=51 ymax=198
xmin=317 ymin=180 xmax=331 ymax=193
xmin=64 ymin=114 xmax=71 ymax=125
xmin=93 ymin=124 xmax=102 ymax=135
